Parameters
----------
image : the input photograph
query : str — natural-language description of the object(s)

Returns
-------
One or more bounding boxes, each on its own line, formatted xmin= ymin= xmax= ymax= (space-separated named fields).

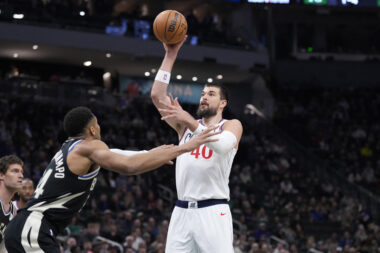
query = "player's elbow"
xmin=150 ymin=89 xmax=166 ymax=106
xmin=150 ymin=89 xmax=160 ymax=102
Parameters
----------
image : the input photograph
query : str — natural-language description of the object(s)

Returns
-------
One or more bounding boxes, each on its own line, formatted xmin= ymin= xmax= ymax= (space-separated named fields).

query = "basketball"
xmin=153 ymin=10 xmax=188 ymax=44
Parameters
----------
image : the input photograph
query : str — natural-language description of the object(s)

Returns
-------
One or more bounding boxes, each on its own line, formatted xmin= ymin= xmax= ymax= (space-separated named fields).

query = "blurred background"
xmin=0 ymin=0 xmax=379 ymax=252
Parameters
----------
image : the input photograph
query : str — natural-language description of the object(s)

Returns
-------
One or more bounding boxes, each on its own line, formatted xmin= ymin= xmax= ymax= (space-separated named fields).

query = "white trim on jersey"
xmin=28 ymin=192 xmax=85 ymax=212
xmin=11 ymin=201 xmax=19 ymax=211
xmin=21 ymin=211 xmax=44 ymax=253
xmin=0 ymin=198 xmax=14 ymax=216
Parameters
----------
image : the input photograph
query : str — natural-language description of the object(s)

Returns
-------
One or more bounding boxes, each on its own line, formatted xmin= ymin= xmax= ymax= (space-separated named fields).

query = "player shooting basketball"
xmin=151 ymin=38 xmax=243 ymax=253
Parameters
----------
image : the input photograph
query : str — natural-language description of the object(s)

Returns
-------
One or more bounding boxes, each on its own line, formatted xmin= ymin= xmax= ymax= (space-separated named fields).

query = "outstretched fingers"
xmin=199 ymin=127 xmax=220 ymax=143
xmin=168 ymin=93 xmax=176 ymax=105
xmin=201 ymin=126 xmax=219 ymax=134
xmin=158 ymin=108 xmax=177 ymax=121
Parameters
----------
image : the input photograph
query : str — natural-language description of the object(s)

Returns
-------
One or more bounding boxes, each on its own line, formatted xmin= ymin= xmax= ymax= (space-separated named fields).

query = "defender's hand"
xmin=182 ymin=126 xmax=220 ymax=152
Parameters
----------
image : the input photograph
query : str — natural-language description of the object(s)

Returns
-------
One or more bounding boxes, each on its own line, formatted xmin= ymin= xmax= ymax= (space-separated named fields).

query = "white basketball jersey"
xmin=176 ymin=119 xmax=237 ymax=201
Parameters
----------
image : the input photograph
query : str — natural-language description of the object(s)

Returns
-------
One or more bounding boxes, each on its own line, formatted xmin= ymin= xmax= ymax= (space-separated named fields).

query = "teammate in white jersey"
xmin=151 ymin=38 xmax=243 ymax=253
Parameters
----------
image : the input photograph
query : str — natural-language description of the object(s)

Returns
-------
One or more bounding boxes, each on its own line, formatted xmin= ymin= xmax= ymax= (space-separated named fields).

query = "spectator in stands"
xmin=339 ymin=231 xmax=354 ymax=248
xmin=255 ymin=222 xmax=270 ymax=241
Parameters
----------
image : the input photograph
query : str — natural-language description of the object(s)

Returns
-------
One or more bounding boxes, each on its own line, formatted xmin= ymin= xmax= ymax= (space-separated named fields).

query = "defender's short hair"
xmin=22 ymin=178 xmax=35 ymax=188
xmin=205 ymin=83 xmax=229 ymax=102
xmin=63 ymin=106 xmax=95 ymax=137
xmin=0 ymin=155 xmax=23 ymax=174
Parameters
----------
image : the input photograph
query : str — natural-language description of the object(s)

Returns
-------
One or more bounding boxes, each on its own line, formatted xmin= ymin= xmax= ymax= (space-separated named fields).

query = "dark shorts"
xmin=5 ymin=210 xmax=60 ymax=253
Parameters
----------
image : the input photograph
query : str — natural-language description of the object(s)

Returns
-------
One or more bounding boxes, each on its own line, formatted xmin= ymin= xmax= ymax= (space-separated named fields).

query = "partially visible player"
xmin=151 ymin=38 xmax=243 ymax=252
xmin=5 ymin=106 xmax=218 ymax=253
xmin=0 ymin=155 xmax=24 ymax=252
xmin=13 ymin=178 xmax=35 ymax=210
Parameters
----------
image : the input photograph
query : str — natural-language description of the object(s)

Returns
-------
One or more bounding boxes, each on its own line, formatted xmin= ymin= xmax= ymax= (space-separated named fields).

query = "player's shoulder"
xmin=222 ymin=119 xmax=243 ymax=129
xmin=74 ymin=139 xmax=109 ymax=155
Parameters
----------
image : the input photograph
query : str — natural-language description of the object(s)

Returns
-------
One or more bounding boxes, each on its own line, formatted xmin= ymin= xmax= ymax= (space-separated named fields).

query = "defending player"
xmin=151 ymin=38 xmax=243 ymax=253
xmin=4 ymin=106 xmax=219 ymax=253
xmin=0 ymin=155 xmax=24 ymax=252
xmin=13 ymin=178 xmax=35 ymax=210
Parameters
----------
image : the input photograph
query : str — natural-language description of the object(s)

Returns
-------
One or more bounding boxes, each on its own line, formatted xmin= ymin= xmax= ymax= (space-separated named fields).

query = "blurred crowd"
xmin=274 ymin=87 xmax=380 ymax=196
xmin=1 ymin=80 xmax=380 ymax=253
xmin=0 ymin=0 xmax=254 ymax=49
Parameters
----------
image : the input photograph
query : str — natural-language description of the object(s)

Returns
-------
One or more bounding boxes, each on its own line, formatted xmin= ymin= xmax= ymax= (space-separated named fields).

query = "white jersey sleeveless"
xmin=176 ymin=119 xmax=237 ymax=201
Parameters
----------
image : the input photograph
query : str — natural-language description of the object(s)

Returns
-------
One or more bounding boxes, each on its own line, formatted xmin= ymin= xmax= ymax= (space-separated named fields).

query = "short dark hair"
xmin=63 ymin=106 xmax=95 ymax=137
xmin=205 ymin=83 xmax=229 ymax=102
xmin=0 ymin=155 xmax=23 ymax=174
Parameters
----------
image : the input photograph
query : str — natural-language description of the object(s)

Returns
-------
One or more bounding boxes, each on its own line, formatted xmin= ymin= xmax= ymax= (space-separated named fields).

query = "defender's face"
xmin=197 ymin=86 xmax=222 ymax=118
xmin=94 ymin=117 xmax=101 ymax=140
xmin=0 ymin=163 xmax=24 ymax=191
xmin=89 ymin=117 xmax=101 ymax=140
xmin=19 ymin=180 xmax=35 ymax=201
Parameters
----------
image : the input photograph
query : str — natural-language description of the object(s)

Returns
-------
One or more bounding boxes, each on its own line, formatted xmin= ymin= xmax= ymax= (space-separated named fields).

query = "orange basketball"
xmin=153 ymin=10 xmax=187 ymax=45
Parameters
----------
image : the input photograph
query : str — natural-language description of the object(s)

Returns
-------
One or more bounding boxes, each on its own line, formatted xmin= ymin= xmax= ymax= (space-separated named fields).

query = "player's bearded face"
xmin=196 ymin=103 xmax=218 ymax=117
xmin=197 ymin=86 xmax=221 ymax=118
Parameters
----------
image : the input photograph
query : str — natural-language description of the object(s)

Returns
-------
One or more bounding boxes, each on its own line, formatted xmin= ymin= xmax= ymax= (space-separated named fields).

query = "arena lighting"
xmin=176 ymin=75 xmax=182 ymax=80
xmin=248 ymin=0 xmax=289 ymax=3
xmin=151 ymin=68 xmax=157 ymax=73
xmin=105 ymin=53 xmax=111 ymax=58
xmin=216 ymin=74 xmax=223 ymax=80
xmin=32 ymin=45 xmax=39 ymax=50
xmin=144 ymin=71 xmax=150 ymax=77
xmin=79 ymin=11 xmax=85 ymax=16
xmin=13 ymin=53 xmax=19 ymax=58
xmin=13 ymin=13 xmax=24 ymax=19
xmin=207 ymin=78 xmax=213 ymax=83
xmin=103 ymin=72 xmax=111 ymax=79
xmin=192 ymin=76 xmax=198 ymax=82
xmin=83 ymin=61 xmax=92 ymax=67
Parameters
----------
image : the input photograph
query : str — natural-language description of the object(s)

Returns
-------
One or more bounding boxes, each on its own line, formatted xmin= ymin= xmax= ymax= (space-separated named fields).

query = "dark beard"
xmin=196 ymin=106 xmax=218 ymax=118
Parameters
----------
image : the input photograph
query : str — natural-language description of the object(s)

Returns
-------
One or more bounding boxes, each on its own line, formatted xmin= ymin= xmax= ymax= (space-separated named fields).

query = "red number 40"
xmin=190 ymin=146 xmax=213 ymax=159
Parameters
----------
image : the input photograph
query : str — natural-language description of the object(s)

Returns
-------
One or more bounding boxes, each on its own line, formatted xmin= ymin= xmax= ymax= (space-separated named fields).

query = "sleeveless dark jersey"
xmin=0 ymin=200 xmax=15 ymax=243
xmin=25 ymin=139 xmax=99 ymax=233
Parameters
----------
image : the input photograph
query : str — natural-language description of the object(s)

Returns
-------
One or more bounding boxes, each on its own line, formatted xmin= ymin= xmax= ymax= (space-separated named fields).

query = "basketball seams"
xmin=153 ymin=10 xmax=187 ymax=44
xmin=167 ymin=12 xmax=182 ymax=44
xmin=163 ymin=10 xmax=172 ymax=43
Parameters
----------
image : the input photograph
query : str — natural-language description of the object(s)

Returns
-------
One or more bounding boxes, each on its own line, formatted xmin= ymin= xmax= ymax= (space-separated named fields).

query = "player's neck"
xmin=18 ymin=199 xmax=27 ymax=209
xmin=0 ymin=187 xmax=15 ymax=206
xmin=202 ymin=114 xmax=223 ymax=127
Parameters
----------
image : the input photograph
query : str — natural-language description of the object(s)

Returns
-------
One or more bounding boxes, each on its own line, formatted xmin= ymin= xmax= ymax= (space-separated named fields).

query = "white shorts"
xmin=165 ymin=201 xmax=234 ymax=253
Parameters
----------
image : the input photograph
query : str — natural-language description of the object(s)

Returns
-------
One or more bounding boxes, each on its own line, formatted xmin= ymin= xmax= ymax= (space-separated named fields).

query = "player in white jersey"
xmin=151 ymin=37 xmax=243 ymax=253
